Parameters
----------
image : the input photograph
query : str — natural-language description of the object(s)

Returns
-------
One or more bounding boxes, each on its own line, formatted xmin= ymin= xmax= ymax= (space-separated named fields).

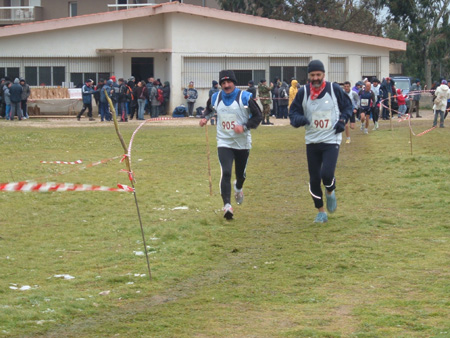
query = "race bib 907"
xmin=311 ymin=110 xmax=332 ymax=130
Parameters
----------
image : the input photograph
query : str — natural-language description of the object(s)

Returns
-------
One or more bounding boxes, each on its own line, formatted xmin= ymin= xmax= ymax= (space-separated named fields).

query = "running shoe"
xmin=373 ymin=122 xmax=379 ymax=131
xmin=223 ymin=203 xmax=234 ymax=220
xmin=345 ymin=137 xmax=351 ymax=144
xmin=314 ymin=212 xmax=328 ymax=223
xmin=360 ymin=124 xmax=364 ymax=131
xmin=234 ymin=180 xmax=244 ymax=205
xmin=364 ymin=128 xmax=368 ymax=134
xmin=326 ymin=190 xmax=337 ymax=213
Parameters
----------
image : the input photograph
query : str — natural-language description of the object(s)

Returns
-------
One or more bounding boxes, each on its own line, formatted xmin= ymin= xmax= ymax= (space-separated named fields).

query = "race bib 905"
xmin=219 ymin=114 xmax=236 ymax=133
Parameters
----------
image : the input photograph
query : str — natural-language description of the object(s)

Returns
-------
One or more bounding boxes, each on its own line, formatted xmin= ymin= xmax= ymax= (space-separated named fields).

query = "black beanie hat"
xmin=307 ymin=60 xmax=325 ymax=73
xmin=219 ymin=70 xmax=237 ymax=85
xmin=212 ymin=80 xmax=218 ymax=86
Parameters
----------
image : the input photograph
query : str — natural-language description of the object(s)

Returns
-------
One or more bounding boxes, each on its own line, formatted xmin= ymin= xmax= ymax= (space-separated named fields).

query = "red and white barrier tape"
xmin=398 ymin=113 xmax=438 ymax=136
xmin=40 ymin=160 xmax=83 ymax=165
xmin=85 ymin=156 xmax=120 ymax=168
xmin=414 ymin=126 xmax=437 ymax=137
xmin=397 ymin=114 xmax=410 ymax=122
xmin=0 ymin=182 xmax=133 ymax=192
xmin=126 ymin=117 xmax=178 ymax=166
xmin=117 ymin=184 xmax=134 ymax=192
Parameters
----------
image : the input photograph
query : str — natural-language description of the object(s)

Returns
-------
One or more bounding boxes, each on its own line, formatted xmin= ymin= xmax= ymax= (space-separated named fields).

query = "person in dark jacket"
xmin=150 ymin=80 xmax=162 ymax=118
xmin=289 ymin=60 xmax=352 ymax=224
xmin=380 ymin=77 xmax=396 ymax=120
xmin=100 ymin=80 xmax=113 ymax=122
xmin=136 ymin=80 xmax=149 ymax=120
xmin=272 ymin=78 xmax=281 ymax=118
xmin=246 ymin=80 xmax=257 ymax=98
xmin=77 ymin=79 xmax=96 ymax=121
xmin=127 ymin=77 xmax=138 ymax=120
xmin=161 ymin=81 xmax=170 ymax=115
xmin=9 ymin=78 xmax=23 ymax=121
xmin=278 ymin=81 xmax=289 ymax=119
xmin=118 ymin=78 xmax=128 ymax=122
xmin=20 ymin=78 xmax=30 ymax=119
xmin=94 ymin=79 xmax=104 ymax=113
xmin=209 ymin=80 xmax=220 ymax=98
xmin=110 ymin=75 xmax=119 ymax=118
xmin=0 ymin=78 xmax=5 ymax=118
xmin=3 ymin=81 xmax=12 ymax=120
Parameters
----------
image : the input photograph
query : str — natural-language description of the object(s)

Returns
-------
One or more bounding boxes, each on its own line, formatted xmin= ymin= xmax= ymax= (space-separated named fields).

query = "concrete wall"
xmin=41 ymin=0 xmax=112 ymax=20
xmin=167 ymin=12 xmax=391 ymax=111
xmin=0 ymin=7 xmax=395 ymax=114
xmin=39 ymin=0 xmax=219 ymax=21
xmin=0 ymin=22 xmax=122 ymax=56
xmin=122 ymin=14 xmax=165 ymax=49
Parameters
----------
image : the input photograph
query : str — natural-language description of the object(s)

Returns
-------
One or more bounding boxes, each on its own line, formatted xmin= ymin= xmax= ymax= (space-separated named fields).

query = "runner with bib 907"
xmin=289 ymin=60 xmax=352 ymax=223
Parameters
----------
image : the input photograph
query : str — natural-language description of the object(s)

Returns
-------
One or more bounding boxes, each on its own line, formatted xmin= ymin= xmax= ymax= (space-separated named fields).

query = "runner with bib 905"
xmin=200 ymin=70 xmax=262 ymax=220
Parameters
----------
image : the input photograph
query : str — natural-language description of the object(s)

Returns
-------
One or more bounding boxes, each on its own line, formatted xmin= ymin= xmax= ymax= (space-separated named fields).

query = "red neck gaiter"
xmin=310 ymin=81 xmax=326 ymax=100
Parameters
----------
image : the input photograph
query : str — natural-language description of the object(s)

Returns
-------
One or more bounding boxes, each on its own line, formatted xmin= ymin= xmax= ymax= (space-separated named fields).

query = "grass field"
xmin=0 ymin=117 xmax=449 ymax=338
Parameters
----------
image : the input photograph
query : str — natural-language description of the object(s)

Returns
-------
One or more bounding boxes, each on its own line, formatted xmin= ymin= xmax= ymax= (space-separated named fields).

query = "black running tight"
xmin=218 ymin=147 xmax=249 ymax=205
xmin=306 ymin=143 xmax=339 ymax=209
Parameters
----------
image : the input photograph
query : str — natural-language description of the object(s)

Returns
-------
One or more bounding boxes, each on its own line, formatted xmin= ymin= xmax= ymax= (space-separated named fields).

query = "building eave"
xmin=0 ymin=2 xmax=406 ymax=52
xmin=96 ymin=48 xmax=172 ymax=54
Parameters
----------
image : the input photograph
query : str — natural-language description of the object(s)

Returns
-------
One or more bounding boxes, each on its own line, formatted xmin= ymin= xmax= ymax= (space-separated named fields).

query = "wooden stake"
xmin=388 ymin=92 xmax=393 ymax=131
xmin=410 ymin=123 xmax=413 ymax=155
xmin=205 ymin=124 xmax=213 ymax=196
xmin=105 ymin=89 xmax=152 ymax=281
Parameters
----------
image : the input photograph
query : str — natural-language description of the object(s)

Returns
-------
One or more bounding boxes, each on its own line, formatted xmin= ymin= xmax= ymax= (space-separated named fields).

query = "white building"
xmin=0 ymin=2 xmax=406 ymax=112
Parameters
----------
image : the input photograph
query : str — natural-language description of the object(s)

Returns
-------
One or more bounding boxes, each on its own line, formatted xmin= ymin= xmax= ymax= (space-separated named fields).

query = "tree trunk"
xmin=425 ymin=46 xmax=432 ymax=89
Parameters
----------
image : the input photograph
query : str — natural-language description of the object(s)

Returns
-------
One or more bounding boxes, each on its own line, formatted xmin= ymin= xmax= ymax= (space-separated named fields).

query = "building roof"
xmin=0 ymin=2 xmax=406 ymax=51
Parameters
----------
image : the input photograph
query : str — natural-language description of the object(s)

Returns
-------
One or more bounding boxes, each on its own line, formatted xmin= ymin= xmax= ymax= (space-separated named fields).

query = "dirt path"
xmin=0 ymin=110 xmax=435 ymax=129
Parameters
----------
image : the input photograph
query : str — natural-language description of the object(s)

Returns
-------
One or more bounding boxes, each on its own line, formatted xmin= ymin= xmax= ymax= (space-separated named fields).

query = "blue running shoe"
xmin=326 ymin=190 xmax=337 ymax=213
xmin=314 ymin=212 xmax=328 ymax=223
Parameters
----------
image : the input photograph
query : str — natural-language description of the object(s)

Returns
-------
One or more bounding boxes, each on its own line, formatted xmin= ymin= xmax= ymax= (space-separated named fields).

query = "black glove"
xmin=334 ymin=119 xmax=346 ymax=134
xmin=291 ymin=115 xmax=310 ymax=128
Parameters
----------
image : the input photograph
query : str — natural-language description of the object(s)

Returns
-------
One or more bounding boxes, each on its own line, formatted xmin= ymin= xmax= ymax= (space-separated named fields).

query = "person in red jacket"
xmin=396 ymin=88 xmax=407 ymax=118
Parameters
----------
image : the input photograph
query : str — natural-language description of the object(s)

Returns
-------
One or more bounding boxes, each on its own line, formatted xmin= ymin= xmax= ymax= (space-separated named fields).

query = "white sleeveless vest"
xmin=213 ymin=91 xmax=252 ymax=149
xmin=302 ymin=84 xmax=342 ymax=145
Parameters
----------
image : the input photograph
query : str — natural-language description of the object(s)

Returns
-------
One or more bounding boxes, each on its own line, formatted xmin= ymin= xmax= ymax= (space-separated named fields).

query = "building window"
xmin=70 ymin=72 xmax=110 ymax=87
xmin=253 ymin=70 xmax=265 ymax=84
xmin=6 ymin=67 xmax=20 ymax=80
xmin=269 ymin=66 xmax=281 ymax=84
xmin=70 ymin=73 xmax=83 ymax=87
xmin=25 ymin=66 xmax=66 ymax=86
xmin=233 ymin=70 xmax=265 ymax=86
xmin=269 ymin=65 xmax=308 ymax=85
xmin=69 ymin=2 xmax=77 ymax=17
xmin=98 ymin=73 xmax=111 ymax=82
xmin=328 ymin=57 xmax=347 ymax=84
xmin=182 ymin=56 xmax=310 ymax=88
xmin=53 ymin=67 xmax=65 ymax=86
xmin=361 ymin=57 xmax=380 ymax=80
xmin=39 ymin=66 xmax=51 ymax=86
xmin=25 ymin=67 xmax=38 ymax=86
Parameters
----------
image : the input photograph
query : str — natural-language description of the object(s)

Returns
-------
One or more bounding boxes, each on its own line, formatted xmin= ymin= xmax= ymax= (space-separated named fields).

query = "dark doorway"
xmin=131 ymin=57 xmax=154 ymax=83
